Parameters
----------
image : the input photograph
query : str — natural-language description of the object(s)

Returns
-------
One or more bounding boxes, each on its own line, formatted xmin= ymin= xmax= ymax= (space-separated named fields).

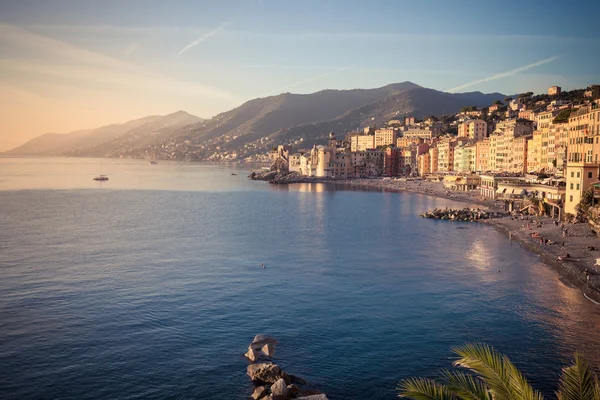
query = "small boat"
xmin=93 ymin=175 xmax=109 ymax=181
xmin=150 ymin=161 xmax=158 ymax=165
xmin=231 ymin=173 xmax=237 ymax=175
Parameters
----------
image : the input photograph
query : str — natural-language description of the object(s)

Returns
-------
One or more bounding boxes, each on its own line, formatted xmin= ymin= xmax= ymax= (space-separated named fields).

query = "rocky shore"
xmin=245 ymin=335 xmax=328 ymax=400
xmin=421 ymin=208 xmax=501 ymax=221
xmin=248 ymin=170 xmax=334 ymax=184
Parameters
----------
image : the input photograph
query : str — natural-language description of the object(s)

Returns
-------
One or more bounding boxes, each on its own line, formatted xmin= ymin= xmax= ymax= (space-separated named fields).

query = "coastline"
xmin=332 ymin=177 xmax=600 ymax=304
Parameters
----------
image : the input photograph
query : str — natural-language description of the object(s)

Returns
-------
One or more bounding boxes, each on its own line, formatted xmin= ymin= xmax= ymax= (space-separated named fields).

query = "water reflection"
xmin=0 ymin=157 xmax=256 ymax=192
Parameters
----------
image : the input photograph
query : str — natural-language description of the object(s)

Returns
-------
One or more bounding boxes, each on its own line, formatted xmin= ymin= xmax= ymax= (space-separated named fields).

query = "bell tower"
xmin=328 ymin=131 xmax=337 ymax=148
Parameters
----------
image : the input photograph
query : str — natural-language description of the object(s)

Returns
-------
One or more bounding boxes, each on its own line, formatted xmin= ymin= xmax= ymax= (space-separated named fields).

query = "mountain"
xmin=272 ymin=88 xmax=506 ymax=146
xmin=64 ymin=111 xmax=202 ymax=157
xmin=6 ymin=111 xmax=202 ymax=156
xmin=110 ymin=84 xmax=504 ymax=161
xmin=5 ymin=82 xmax=505 ymax=161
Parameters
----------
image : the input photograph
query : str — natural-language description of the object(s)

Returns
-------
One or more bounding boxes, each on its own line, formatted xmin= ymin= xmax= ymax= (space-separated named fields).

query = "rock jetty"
xmin=249 ymin=170 xmax=333 ymax=184
xmin=245 ymin=334 xmax=328 ymax=400
xmin=420 ymin=208 xmax=501 ymax=221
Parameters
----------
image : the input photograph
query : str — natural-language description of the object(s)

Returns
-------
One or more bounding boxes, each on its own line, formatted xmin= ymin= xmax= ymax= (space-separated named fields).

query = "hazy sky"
xmin=1 ymin=0 xmax=599 ymax=150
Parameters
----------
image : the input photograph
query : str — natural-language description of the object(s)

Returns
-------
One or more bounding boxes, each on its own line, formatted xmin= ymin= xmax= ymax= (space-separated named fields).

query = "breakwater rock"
xmin=245 ymin=334 xmax=328 ymax=400
xmin=248 ymin=170 xmax=333 ymax=185
xmin=420 ymin=208 xmax=501 ymax=221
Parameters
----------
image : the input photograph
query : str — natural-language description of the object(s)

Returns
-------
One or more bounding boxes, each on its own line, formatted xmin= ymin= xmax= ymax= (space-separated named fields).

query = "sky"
xmin=1 ymin=0 xmax=599 ymax=150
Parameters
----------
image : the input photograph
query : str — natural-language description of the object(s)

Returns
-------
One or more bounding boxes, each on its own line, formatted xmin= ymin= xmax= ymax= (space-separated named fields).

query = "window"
xmin=570 ymin=183 xmax=574 ymax=189
xmin=571 ymin=172 xmax=574 ymax=177
xmin=589 ymin=172 xmax=594 ymax=179
xmin=577 ymin=184 xmax=580 ymax=190
xmin=570 ymin=195 xmax=573 ymax=202
xmin=577 ymin=172 xmax=581 ymax=178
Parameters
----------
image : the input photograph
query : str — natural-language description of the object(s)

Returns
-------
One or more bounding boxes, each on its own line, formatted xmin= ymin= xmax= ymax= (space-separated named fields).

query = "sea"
xmin=2 ymin=157 xmax=600 ymax=400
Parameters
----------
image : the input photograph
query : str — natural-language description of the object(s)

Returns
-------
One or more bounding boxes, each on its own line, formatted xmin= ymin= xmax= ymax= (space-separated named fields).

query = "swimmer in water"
xmin=261 ymin=263 xmax=266 ymax=268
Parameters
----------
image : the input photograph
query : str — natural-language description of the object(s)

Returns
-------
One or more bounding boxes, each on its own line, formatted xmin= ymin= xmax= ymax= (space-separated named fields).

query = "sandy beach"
xmin=337 ymin=178 xmax=600 ymax=303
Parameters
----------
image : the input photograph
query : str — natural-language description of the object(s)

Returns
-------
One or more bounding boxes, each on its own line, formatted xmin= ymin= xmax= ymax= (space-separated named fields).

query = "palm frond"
xmin=557 ymin=352 xmax=600 ymax=400
xmin=452 ymin=343 xmax=543 ymax=400
xmin=397 ymin=377 xmax=455 ymax=400
xmin=439 ymin=370 xmax=492 ymax=400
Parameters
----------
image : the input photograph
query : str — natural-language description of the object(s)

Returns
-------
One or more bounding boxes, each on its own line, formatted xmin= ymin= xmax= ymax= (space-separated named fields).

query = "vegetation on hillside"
xmin=553 ymin=109 xmax=573 ymax=124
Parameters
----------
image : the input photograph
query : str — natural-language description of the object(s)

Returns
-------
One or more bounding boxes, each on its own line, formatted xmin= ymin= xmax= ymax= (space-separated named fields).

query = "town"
xmin=265 ymin=85 xmax=600 ymax=220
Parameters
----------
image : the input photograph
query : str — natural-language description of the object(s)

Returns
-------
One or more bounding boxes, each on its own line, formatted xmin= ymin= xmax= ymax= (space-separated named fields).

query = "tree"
xmin=504 ymin=96 xmax=513 ymax=103
xmin=553 ymin=109 xmax=572 ymax=124
xmin=576 ymin=187 xmax=595 ymax=221
xmin=398 ymin=343 xmax=600 ymax=400
xmin=518 ymin=92 xmax=534 ymax=98
xmin=493 ymin=100 xmax=503 ymax=105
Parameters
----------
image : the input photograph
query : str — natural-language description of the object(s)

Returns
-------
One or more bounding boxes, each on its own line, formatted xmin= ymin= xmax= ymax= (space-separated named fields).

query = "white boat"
xmin=93 ymin=175 xmax=109 ymax=181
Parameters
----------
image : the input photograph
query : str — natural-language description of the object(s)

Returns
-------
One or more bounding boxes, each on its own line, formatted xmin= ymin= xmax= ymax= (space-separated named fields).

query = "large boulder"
xmin=245 ymin=348 xmax=260 ymax=362
xmin=261 ymin=343 xmax=275 ymax=357
xmin=247 ymin=363 xmax=285 ymax=384
xmin=287 ymin=384 xmax=300 ymax=398
xmin=270 ymin=378 xmax=288 ymax=399
xmin=245 ymin=335 xmax=278 ymax=360
xmin=251 ymin=386 xmax=268 ymax=400
xmin=289 ymin=374 xmax=306 ymax=385
xmin=250 ymin=334 xmax=279 ymax=350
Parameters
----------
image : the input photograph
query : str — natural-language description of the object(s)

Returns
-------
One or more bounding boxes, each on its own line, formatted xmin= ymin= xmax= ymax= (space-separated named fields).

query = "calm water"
xmin=2 ymin=158 xmax=600 ymax=400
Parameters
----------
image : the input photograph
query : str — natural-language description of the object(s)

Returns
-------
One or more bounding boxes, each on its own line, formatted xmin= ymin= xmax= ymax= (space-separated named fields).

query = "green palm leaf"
xmin=452 ymin=343 xmax=544 ymax=400
xmin=439 ymin=370 xmax=492 ymax=400
xmin=397 ymin=377 xmax=455 ymax=400
xmin=557 ymin=353 xmax=600 ymax=400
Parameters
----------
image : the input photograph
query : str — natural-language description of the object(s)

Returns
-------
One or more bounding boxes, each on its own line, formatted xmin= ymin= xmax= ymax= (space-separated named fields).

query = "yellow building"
xmin=428 ymin=147 xmax=439 ymax=174
xmin=457 ymin=119 xmax=487 ymax=141
xmin=534 ymin=110 xmax=559 ymax=130
xmin=436 ymin=138 xmax=455 ymax=172
xmin=564 ymin=102 xmax=600 ymax=215
xmin=526 ymin=131 xmax=543 ymax=173
xmin=374 ymin=128 xmax=398 ymax=148
xmin=396 ymin=136 xmax=423 ymax=149
xmin=565 ymin=163 xmax=598 ymax=215
xmin=548 ymin=86 xmax=562 ymax=96
xmin=403 ymin=127 xmax=434 ymax=141
xmin=511 ymin=135 xmax=530 ymax=173
xmin=350 ymin=135 xmax=375 ymax=152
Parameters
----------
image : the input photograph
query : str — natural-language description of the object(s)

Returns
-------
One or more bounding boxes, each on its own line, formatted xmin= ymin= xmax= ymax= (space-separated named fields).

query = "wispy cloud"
xmin=123 ymin=42 xmax=139 ymax=56
xmin=262 ymin=66 xmax=354 ymax=97
xmin=447 ymin=56 xmax=560 ymax=92
xmin=25 ymin=24 xmax=600 ymax=45
xmin=177 ymin=20 xmax=232 ymax=57
xmin=0 ymin=23 xmax=234 ymax=100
